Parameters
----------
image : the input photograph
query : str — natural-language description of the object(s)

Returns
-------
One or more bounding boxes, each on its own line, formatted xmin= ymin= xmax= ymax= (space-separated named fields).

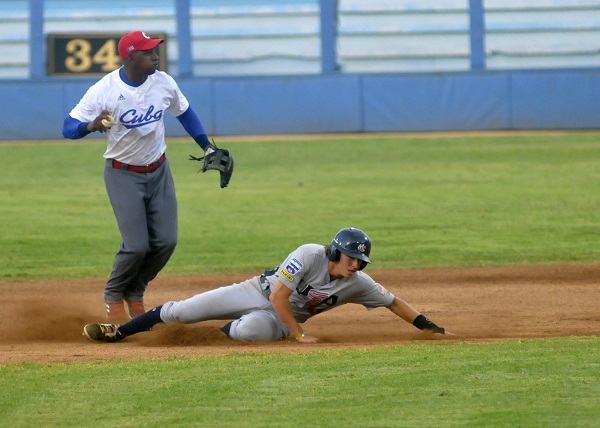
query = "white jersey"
xmin=69 ymin=68 xmax=189 ymax=165
xmin=267 ymin=244 xmax=395 ymax=323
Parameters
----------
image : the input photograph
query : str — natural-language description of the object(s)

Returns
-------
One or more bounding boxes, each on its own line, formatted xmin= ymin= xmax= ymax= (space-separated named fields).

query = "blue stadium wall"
xmin=1 ymin=68 xmax=599 ymax=140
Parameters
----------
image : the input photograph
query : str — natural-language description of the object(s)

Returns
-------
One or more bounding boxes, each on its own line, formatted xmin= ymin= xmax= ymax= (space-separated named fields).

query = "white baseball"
xmin=101 ymin=115 xmax=115 ymax=128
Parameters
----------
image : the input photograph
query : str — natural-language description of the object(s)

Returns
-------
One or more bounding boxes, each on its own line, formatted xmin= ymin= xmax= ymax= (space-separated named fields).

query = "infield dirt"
xmin=1 ymin=264 xmax=598 ymax=365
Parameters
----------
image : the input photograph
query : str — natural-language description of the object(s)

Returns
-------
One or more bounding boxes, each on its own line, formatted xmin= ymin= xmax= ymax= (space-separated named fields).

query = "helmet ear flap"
xmin=327 ymin=247 xmax=340 ymax=262
xmin=328 ymin=247 xmax=367 ymax=269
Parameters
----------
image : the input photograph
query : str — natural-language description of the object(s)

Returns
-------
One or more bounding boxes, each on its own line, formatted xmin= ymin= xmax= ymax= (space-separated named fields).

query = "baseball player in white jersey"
xmin=63 ymin=31 xmax=223 ymax=322
xmin=83 ymin=228 xmax=451 ymax=343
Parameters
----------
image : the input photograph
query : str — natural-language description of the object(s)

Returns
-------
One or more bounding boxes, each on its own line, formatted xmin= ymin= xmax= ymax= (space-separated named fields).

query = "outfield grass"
xmin=1 ymin=132 xmax=600 ymax=280
xmin=1 ymin=132 xmax=599 ymax=427
xmin=0 ymin=338 xmax=598 ymax=427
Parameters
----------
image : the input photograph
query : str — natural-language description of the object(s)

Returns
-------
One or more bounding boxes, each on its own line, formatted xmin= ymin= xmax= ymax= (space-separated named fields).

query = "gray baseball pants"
xmin=160 ymin=276 xmax=290 ymax=341
xmin=103 ymin=157 xmax=177 ymax=304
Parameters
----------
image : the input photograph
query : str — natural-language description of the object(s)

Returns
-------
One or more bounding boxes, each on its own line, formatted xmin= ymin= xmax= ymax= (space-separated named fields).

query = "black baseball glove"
xmin=190 ymin=143 xmax=234 ymax=188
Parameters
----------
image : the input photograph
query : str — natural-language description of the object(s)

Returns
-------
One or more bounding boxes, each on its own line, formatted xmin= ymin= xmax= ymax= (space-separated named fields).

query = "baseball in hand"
xmin=101 ymin=114 xmax=115 ymax=128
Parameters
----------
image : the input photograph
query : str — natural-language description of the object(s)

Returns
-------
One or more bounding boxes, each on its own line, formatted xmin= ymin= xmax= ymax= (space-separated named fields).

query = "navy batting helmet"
xmin=327 ymin=227 xmax=372 ymax=270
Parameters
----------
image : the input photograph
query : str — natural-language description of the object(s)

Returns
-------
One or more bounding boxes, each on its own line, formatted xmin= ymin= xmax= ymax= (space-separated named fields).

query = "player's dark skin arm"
xmin=87 ymin=110 xmax=114 ymax=133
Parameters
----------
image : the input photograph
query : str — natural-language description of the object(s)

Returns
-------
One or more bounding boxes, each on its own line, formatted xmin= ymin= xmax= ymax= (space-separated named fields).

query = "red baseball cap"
xmin=118 ymin=31 xmax=164 ymax=60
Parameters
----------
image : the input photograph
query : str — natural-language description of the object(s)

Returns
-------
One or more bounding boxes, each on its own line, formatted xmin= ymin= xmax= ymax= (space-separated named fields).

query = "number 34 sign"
xmin=47 ymin=33 xmax=167 ymax=76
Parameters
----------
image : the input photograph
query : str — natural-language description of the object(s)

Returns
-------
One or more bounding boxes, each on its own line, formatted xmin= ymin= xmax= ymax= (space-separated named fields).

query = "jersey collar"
xmin=119 ymin=67 xmax=147 ymax=87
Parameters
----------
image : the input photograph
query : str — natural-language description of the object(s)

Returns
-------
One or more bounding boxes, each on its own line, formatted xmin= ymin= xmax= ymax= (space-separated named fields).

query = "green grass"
xmin=2 ymin=132 xmax=600 ymax=280
xmin=1 ymin=338 xmax=598 ymax=427
xmin=2 ymin=132 xmax=600 ymax=427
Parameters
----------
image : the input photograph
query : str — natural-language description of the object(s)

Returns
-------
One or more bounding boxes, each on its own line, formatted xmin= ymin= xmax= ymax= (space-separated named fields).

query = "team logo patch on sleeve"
xmin=376 ymin=284 xmax=388 ymax=295
xmin=285 ymin=258 xmax=303 ymax=275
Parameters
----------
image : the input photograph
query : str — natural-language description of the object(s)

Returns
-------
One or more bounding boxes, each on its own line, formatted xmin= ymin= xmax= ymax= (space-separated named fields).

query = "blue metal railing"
xmin=25 ymin=0 xmax=486 ymax=79
xmin=469 ymin=0 xmax=485 ymax=70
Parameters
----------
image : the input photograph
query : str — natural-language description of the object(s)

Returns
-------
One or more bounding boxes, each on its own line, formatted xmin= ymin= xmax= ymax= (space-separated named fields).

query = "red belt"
xmin=111 ymin=154 xmax=166 ymax=173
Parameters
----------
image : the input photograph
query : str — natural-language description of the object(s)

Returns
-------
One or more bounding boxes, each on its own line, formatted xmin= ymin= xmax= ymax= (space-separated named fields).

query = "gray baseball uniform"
xmin=160 ymin=244 xmax=395 ymax=341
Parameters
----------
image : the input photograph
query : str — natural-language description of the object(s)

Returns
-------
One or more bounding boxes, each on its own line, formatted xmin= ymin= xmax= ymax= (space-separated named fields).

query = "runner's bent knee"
xmin=228 ymin=311 xmax=285 ymax=341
